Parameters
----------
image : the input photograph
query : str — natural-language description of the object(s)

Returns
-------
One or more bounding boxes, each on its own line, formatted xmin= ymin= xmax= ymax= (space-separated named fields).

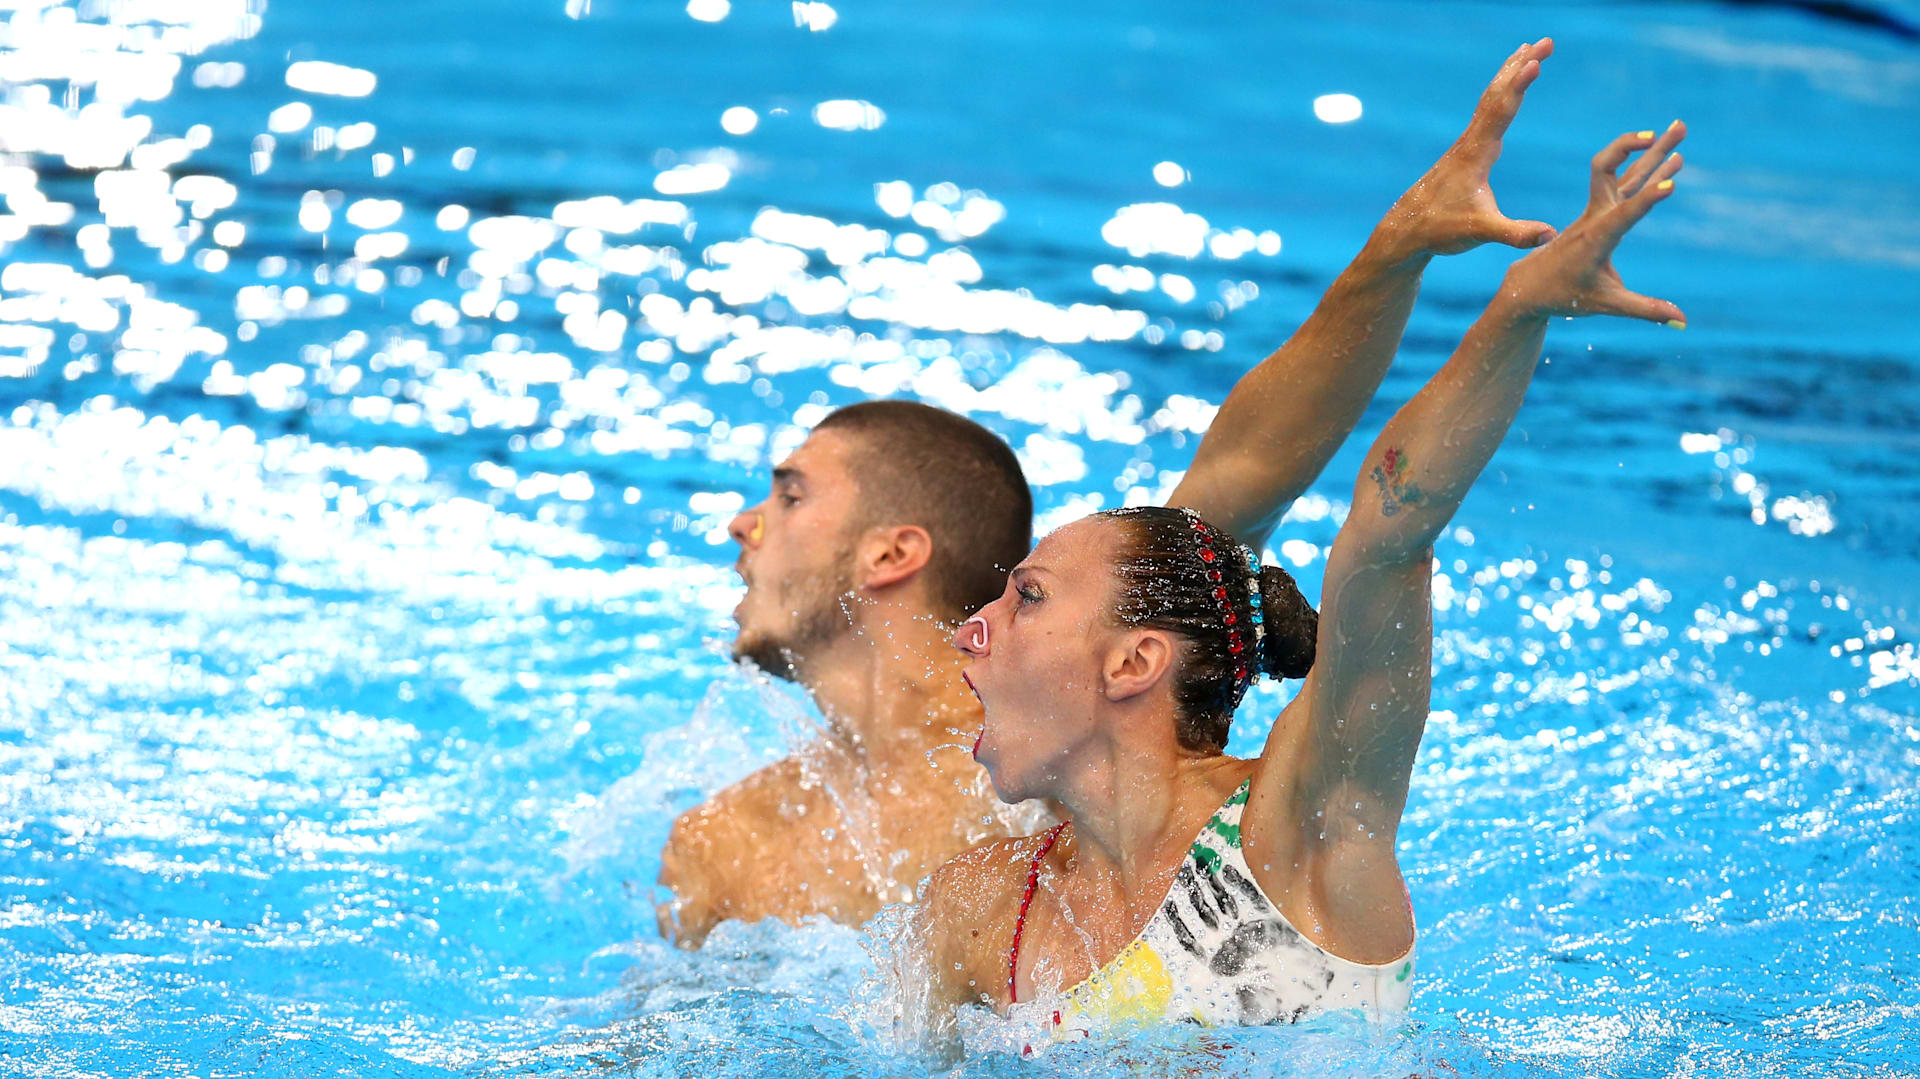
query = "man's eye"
xmin=777 ymin=492 xmax=800 ymax=506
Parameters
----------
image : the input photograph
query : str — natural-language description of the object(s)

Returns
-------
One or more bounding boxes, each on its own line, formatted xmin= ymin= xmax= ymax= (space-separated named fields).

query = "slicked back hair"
xmin=814 ymin=401 xmax=1032 ymax=622
xmin=1101 ymin=506 xmax=1318 ymax=754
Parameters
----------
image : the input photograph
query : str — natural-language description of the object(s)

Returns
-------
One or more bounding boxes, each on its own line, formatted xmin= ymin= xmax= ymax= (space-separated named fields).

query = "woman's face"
xmin=954 ymin=516 xmax=1122 ymax=803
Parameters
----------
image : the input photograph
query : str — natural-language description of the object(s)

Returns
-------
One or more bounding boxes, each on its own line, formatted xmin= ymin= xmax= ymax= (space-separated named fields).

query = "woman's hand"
xmin=1375 ymin=38 xmax=1560 ymax=261
xmin=1497 ymin=122 xmax=1689 ymax=325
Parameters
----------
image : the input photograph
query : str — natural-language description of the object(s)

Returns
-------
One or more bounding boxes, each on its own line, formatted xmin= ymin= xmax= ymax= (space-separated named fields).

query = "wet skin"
xmin=915 ymin=111 xmax=1691 ymax=1016
xmin=658 ymin=38 xmax=1580 ymax=947
xmin=658 ymin=429 xmax=1033 ymax=945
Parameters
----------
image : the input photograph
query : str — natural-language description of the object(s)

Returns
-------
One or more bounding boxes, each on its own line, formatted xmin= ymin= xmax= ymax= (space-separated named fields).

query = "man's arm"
xmin=1169 ymin=39 xmax=1560 ymax=551
xmin=656 ymin=795 xmax=764 ymax=948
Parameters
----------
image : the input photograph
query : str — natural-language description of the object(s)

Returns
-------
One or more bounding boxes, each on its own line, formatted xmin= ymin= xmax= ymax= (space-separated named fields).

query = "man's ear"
xmin=855 ymin=524 xmax=934 ymax=592
xmin=1103 ymin=630 xmax=1175 ymax=702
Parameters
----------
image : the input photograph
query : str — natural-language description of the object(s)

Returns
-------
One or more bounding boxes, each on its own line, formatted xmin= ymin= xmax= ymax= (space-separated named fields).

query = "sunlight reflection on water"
xmin=1 ymin=0 xmax=1917 ymax=1075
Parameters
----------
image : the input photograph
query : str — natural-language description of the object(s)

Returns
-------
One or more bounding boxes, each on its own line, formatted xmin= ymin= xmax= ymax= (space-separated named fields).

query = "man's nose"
xmin=954 ymin=613 xmax=991 ymax=656
xmin=728 ymin=508 xmax=764 ymax=548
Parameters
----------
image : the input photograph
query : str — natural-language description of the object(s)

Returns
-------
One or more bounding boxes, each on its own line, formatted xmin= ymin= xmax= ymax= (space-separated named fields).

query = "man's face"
xmin=727 ymin=429 xmax=865 ymax=680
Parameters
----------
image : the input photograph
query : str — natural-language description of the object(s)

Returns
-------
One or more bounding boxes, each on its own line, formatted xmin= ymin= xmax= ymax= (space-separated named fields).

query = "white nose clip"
xmin=961 ymin=615 xmax=989 ymax=652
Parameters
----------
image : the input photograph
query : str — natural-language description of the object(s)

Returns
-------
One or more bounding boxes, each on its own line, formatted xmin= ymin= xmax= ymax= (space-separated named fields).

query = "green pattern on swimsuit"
xmin=1191 ymin=842 xmax=1220 ymax=873
xmin=1189 ymin=781 xmax=1252 ymax=871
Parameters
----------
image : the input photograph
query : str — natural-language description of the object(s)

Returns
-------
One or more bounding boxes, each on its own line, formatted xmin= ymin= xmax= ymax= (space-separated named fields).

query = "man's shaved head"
xmin=814 ymin=401 xmax=1032 ymax=621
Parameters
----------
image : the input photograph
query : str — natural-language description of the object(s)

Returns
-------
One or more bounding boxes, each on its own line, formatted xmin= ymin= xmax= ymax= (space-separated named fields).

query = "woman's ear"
xmin=1103 ymin=630 xmax=1175 ymax=702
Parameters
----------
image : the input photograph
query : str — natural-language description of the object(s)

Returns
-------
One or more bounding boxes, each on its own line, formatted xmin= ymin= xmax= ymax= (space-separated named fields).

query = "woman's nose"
xmin=954 ymin=614 xmax=990 ymax=656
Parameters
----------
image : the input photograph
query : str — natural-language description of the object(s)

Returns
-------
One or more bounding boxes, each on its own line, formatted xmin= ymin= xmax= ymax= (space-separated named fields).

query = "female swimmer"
xmin=914 ymin=118 xmax=1689 ymax=1047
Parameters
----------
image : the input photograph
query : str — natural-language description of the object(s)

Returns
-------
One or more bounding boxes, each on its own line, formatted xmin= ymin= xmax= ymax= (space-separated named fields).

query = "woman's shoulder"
xmin=922 ymin=832 xmax=1054 ymax=919
xmin=915 ymin=831 xmax=1059 ymax=998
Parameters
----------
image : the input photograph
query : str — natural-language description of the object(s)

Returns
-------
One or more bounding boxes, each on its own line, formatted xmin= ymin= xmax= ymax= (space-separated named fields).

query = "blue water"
xmin=3 ymin=0 xmax=1918 ymax=1075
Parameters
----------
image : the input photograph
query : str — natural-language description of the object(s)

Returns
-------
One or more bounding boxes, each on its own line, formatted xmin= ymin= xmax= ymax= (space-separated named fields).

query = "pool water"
xmin=2 ymin=0 xmax=1917 ymax=1075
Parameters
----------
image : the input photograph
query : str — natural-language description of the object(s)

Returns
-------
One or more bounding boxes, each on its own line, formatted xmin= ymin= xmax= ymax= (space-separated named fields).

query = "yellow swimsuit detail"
xmin=1013 ymin=780 xmax=1415 ymax=1048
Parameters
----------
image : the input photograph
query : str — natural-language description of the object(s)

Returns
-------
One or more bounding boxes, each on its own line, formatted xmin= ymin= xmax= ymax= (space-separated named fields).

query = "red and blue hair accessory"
xmin=1181 ymin=508 xmax=1265 ymax=695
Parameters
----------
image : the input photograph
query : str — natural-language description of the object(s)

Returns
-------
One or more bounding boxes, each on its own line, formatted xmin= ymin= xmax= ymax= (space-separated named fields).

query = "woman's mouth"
xmin=961 ymin=672 xmax=985 ymax=757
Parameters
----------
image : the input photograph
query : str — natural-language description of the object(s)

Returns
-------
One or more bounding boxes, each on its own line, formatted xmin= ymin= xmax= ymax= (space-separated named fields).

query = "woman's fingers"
xmin=1464 ymin=39 xmax=1551 ymax=149
xmin=1487 ymin=216 xmax=1557 ymax=249
xmin=1589 ymin=148 xmax=1685 ymax=325
xmin=1607 ymin=151 xmax=1684 ymax=239
xmin=1587 ymin=120 xmax=1686 ymax=211
xmin=1602 ymin=285 xmax=1687 ymax=328
xmin=1514 ymin=110 xmax=1689 ymax=326
xmin=1618 ymin=120 xmax=1687 ymax=196
xmin=1590 ymin=129 xmax=1658 ymax=205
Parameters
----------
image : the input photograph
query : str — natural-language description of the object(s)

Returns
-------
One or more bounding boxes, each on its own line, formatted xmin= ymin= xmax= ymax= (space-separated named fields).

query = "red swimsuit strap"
xmin=1008 ymin=820 xmax=1071 ymax=1005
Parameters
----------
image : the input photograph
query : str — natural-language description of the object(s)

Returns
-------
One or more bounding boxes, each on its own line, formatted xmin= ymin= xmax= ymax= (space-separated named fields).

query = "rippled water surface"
xmin=3 ymin=0 xmax=1918 ymax=1075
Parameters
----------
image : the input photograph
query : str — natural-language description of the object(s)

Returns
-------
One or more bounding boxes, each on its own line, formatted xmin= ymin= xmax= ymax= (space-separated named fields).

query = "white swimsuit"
xmin=1008 ymin=780 xmax=1414 ymax=1047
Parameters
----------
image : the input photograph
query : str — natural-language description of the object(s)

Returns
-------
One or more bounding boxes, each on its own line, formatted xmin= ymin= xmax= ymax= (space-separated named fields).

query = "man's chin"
xmin=731 ymin=632 xmax=800 ymax=682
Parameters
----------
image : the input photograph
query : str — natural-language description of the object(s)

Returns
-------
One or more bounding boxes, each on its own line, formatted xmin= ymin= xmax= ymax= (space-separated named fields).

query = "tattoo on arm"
xmin=1370 ymin=447 xmax=1425 ymax=518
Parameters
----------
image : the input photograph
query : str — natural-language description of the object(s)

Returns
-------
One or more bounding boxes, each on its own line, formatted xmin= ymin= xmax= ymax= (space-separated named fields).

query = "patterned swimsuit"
xmin=1009 ymin=780 xmax=1415 ymax=1047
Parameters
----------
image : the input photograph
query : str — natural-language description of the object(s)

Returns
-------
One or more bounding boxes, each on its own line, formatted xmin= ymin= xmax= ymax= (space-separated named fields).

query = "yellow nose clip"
xmin=747 ymin=513 xmax=764 ymax=544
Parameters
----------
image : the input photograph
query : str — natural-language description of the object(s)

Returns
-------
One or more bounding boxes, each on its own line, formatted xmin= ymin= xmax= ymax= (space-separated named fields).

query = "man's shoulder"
xmin=657 ymin=756 xmax=842 ymax=945
xmin=666 ymin=756 xmax=826 ymax=852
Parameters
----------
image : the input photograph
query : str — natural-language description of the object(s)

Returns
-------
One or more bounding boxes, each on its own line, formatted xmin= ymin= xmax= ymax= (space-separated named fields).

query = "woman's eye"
xmin=1017 ymin=586 xmax=1041 ymax=605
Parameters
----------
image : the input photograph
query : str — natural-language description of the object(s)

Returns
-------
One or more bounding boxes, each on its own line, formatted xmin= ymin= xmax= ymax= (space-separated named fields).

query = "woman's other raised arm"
xmin=1168 ymin=39 xmax=1560 ymax=551
xmin=1251 ymin=123 xmax=1690 ymax=951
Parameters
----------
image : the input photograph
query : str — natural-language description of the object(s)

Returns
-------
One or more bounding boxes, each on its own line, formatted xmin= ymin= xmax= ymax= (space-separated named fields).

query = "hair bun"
xmin=1256 ymin=564 xmax=1317 ymax=680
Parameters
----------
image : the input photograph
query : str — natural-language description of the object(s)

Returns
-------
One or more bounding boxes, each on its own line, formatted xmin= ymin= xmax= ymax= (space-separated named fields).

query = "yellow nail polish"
xmin=1637 ymin=130 xmax=1655 ymax=140
xmin=1666 ymin=319 xmax=1687 ymax=330
xmin=1657 ymin=179 xmax=1674 ymax=191
xmin=748 ymin=513 xmax=765 ymax=543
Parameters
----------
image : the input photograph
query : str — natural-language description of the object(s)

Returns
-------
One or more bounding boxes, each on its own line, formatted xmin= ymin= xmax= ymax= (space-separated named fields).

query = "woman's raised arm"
xmin=1168 ymin=39 xmax=1559 ymax=552
xmin=1251 ymin=124 xmax=1690 ymax=947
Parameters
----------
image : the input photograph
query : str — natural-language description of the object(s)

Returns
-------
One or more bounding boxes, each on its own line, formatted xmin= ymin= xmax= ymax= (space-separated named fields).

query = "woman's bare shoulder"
xmin=915 ymin=832 xmax=1058 ymax=1003
xmin=923 ymin=833 xmax=1052 ymax=918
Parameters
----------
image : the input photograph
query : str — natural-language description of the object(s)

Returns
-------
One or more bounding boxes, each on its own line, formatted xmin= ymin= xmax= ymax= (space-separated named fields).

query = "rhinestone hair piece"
xmin=1179 ymin=507 xmax=1261 ymax=694
xmin=1244 ymin=544 xmax=1265 ymax=653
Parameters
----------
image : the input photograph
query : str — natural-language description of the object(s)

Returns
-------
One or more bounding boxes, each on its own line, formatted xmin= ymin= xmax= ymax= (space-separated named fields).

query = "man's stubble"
xmin=732 ymin=551 xmax=860 ymax=683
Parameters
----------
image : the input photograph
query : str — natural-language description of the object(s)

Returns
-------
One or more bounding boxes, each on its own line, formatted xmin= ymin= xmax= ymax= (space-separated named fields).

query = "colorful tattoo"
xmin=1371 ymin=447 xmax=1425 ymax=517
